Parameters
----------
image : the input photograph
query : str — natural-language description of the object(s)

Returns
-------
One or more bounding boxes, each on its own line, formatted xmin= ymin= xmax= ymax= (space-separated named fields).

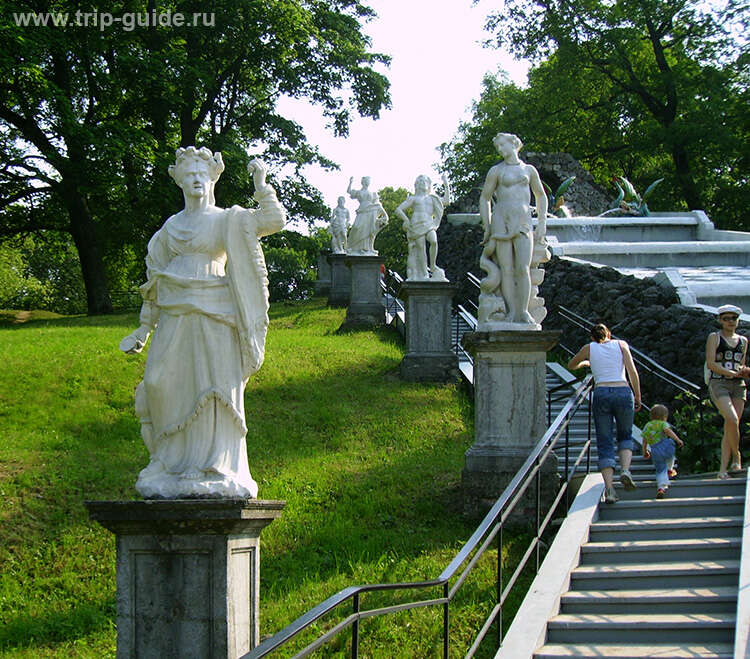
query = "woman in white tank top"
xmin=568 ymin=323 xmax=642 ymax=504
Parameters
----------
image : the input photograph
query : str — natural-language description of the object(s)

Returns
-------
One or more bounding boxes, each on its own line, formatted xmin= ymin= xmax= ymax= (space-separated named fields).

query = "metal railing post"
xmin=455 ymin=309 xmax=460 ymax=357
xmin=586 ymin=392 xmax=592 ymax=473
xmin=565 ymin=413 xmax=570 ymax=510
xmin=352 ymin=592 xmax=359 ymax=658
xmin=497 ymin=524 xmax=503 ymax=648
xmin=535 ymin=456 xmax=541 ymax=571
xmin=443 ymin=583 xmax=450 ymax=659
xmin=547 ymin=389 xmax=551 ymax=427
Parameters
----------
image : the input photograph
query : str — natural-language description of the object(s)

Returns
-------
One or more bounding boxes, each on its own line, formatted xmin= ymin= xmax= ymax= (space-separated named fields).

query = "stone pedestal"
xmin=327 ymin=253 xmax=351 ymax=307
xmin=341 ymin=255 xmax=384 ymax=328
xmin=86 ymin=499 xmax=284 ymax=659
xmin=399 ymin=280 xmax=459 ymax=382
xmin=315 ymin=250 xmax=332 ymax=296
xmin=461 ymin=330 xmax=561 ymax=519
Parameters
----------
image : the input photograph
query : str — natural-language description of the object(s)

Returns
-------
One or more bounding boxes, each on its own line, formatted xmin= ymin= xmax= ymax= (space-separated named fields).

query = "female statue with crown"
xmin=119 ymin=147 xmax=285 ymax=498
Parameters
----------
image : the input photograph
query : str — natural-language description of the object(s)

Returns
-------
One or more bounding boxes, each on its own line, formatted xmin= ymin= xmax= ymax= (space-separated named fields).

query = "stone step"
xmin=607 ymin=478 xmax=747 ymax=501
xmin=570 ymin=560 xmax=739 ymax=590
xmin=546 ymin=612 xmax=735 ymax=644
xmin=589 ymin=516 xmax=743 ymax=541
xmin=558 ymin=240 xmax=750 ymax=268
xmin=560 ymin=586 xmax=737 ymax=614
xmin=596 ymin=495 xmax=744 ymax=520
xmin=534 ymin=642 xmax=733 ymax=658
xmin=580 ymin=536 xmax=741 ymax=564
xmin=557 ymin=461 xmax=654 ymax=474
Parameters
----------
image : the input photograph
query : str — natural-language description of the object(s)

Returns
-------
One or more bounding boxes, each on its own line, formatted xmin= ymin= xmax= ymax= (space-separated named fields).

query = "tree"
xmin=458 ymin=0 xmax=749 ymax=228
xmin=440 ymin=64 xmax=676 ymax=210
xmin=0 ymin=0 xmax=391 ymax=313
xmin=262 ymin=228 xmax=328 ymax=301
xmin=373 ymin=186 xmax=409 ymax=275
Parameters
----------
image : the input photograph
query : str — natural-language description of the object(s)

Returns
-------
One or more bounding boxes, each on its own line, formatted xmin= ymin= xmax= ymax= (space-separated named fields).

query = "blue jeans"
xmin=650 ymin=437 xmax=676 ymax=488
xmin=592 ymin=386 xmax=635 ymax=471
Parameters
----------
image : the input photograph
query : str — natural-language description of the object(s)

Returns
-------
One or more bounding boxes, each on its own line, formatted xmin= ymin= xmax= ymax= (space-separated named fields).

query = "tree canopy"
xmin=0 ymin=0 xmax=391 ymax=313
xmin=441 ymin=0 xmax=748 ymax=228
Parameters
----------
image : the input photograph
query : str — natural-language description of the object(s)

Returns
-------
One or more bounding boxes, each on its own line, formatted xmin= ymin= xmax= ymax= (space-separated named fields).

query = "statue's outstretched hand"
xmin=119 ymin=325 xmax=151 ymax=354
xmin=248 ymin=159 xmax=269 ymax=193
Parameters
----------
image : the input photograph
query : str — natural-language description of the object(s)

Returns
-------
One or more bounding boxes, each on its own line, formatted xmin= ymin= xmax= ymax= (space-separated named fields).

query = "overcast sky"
xmin=276 ymin=0 xmax=529 ymax=226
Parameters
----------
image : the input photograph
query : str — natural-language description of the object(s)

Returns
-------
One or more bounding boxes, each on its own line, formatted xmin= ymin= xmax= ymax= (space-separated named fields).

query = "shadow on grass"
xmin=0 ymin=311 xmax=138 ymax=331
xmin=268 ymin=297 xmax=331 ymax=321
xmin=0 ymin=598 xmax=115 ymax=650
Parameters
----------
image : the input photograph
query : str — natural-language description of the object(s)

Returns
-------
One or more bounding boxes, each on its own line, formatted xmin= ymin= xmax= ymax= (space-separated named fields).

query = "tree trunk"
xmin=60 ymin=182 xmax=113 ymax=314
xmin=670 ymin=142 xmax=703 ymax=211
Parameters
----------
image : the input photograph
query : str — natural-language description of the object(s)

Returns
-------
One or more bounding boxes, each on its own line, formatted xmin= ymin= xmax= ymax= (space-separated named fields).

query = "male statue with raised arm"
xmin=396 ymin=174 xmax=451 ymax=281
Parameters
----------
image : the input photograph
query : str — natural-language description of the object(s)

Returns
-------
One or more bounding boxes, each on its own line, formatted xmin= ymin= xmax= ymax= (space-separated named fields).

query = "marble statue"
xmin=119 ymin=147 xmax=286 ymax=499
xmin=346 ymin=176 xmax=388 ymax=254
xmin=478 ymin=133 xmax=550 ymax=330
xmin=396 ymin=174 xmax=451 ymax=281
xmin=330 ymin=196 xmax=350 ymax=254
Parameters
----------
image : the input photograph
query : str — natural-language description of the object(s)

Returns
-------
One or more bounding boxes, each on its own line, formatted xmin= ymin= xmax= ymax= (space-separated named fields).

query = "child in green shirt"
xmin=642 ymin=404 xmax=684 ymax=498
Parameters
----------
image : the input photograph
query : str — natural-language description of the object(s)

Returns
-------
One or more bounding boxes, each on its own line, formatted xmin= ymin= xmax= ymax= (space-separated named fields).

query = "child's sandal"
xmin=717 ymin=471 xmax=729 ymax=480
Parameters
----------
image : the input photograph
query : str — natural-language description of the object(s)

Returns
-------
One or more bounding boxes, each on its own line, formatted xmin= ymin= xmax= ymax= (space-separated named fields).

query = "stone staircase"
xmin=499 ymin=471 xmax=748 ymax=658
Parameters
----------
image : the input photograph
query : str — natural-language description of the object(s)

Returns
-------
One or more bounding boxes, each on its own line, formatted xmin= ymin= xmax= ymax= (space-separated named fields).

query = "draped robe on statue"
xmin=134 ymin=190 xmax=284 ymax=498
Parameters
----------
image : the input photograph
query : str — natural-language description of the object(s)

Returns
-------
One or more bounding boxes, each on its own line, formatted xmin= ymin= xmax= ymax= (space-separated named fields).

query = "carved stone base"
xmin=86 ymin=499 xmax=284 ymax=659
xmin=315 ymin=250 xmax=332 ymax=296
xmin=461 ymin=330 xmax=562 ymax=519
xmin=341 ymin=255 xmax=384 ymax=328
xmin=327 ymin=253 xmax=351 ymax=307
xmin=399 ymin=280 xmax=459 ymax=382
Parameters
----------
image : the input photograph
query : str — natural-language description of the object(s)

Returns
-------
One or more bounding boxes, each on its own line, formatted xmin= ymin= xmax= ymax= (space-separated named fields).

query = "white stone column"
xmin=399 ymin=280 xmax=459 ymax=382
xmin=461 ymin=330 xmax=561 ymax=517
xmin=86 ymin=499 xmax=284 ymax=659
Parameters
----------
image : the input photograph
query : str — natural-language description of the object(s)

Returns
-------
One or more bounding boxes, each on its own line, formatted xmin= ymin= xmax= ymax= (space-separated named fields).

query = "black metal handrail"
xmin=463 ymin=272 xmax=480 ymax=315
xmin=452 ymin=304 xmax=477 ymax=366
xmin=245 ymin=374 xmax=596 ymax=658
xmin=380 ymin=269 xmax=405 ymax=321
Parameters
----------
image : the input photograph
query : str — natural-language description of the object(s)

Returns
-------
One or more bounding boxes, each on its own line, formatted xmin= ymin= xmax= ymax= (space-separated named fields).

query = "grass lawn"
xmin=0 ymin=298 xmax=534 ymax=658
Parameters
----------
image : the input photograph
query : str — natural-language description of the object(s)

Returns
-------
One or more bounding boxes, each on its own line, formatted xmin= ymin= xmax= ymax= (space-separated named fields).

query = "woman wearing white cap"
xmin=705 ymin=304 xmax=749 ymax=478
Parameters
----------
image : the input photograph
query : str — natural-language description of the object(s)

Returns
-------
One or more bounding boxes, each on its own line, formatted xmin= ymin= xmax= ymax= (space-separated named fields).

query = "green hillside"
xmin=0 ymin=299 xmax=531 ymax=658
